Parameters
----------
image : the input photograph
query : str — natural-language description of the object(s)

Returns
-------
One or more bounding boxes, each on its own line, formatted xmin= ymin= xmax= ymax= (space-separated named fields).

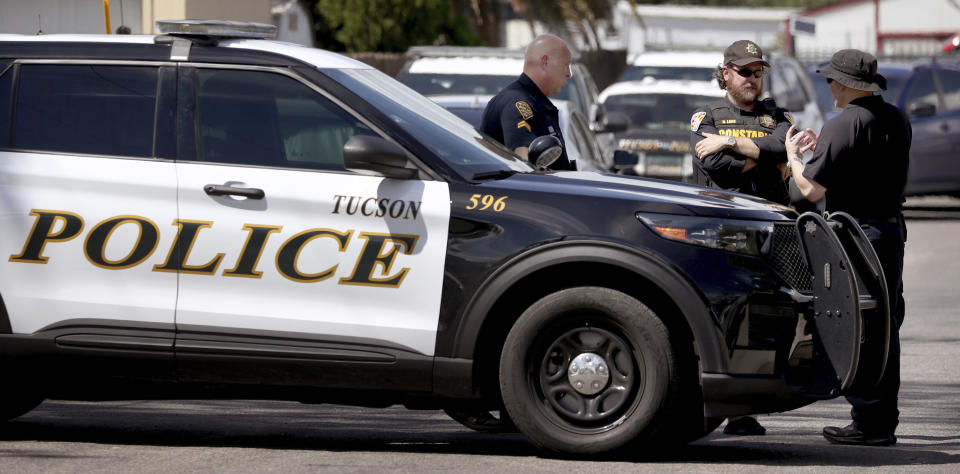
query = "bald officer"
xmin=481 ymin=34 xmax=575 ymax=170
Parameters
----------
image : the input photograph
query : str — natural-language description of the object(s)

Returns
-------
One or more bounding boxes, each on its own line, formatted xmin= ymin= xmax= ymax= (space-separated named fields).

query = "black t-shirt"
xmin=690 ymin=96 xmax=792 ymax=204
xmin=481 ymin=73 xmax=573 ymax=170
xmin=803 ymin=95 xmax=912 ymax=219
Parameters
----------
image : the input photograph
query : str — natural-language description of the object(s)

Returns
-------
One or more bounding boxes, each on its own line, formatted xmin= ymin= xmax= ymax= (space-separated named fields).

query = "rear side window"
xmin=936 ymin=69 xmax=960 ymax=112
xmin=902 ymin=69 xmax=938 ymax=113
xmin=15 ymin=65 xmax=159 ymax=157
xmin=196 ymin=68 xmax=375 ymax=170
xmin=0 ymin=64 xmax=12 ymax=147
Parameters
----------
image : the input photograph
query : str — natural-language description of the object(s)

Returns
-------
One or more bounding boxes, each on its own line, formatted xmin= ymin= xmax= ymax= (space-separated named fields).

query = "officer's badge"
xmin=690 ymin=111 xmax=706 ymax=131
xmin=515 ymin=101 xmax=534 ymax=120
xmin=783 ymin=111 xmax=794 ymax=124
xmin=517 ymin=120 xmax=531 ymax=132
xmin=746 ymin=42 xmax=758 ymax=55
xmin=760 ymin=114 xmax=775 ymax=128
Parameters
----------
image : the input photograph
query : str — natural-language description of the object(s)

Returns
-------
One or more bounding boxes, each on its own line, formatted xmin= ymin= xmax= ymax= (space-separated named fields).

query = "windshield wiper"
xmin=471 ymin=169 xmax=520 ymax=181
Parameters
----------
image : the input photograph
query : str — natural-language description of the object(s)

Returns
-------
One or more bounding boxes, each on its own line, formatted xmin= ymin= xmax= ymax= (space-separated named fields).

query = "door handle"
xmin=203 ymin=184 xmax=265 ymax=200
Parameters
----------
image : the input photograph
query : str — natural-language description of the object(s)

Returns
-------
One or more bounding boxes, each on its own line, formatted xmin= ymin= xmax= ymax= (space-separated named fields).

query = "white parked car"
xmin=600 ymin=78 xmax=724 ymax=181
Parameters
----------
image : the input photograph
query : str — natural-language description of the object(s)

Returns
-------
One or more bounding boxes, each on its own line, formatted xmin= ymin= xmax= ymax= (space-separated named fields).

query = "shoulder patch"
xmin=515 ymin=101 xmax=534 ymax=120
xmin=783 ymin=111 xmax=794 ymax=124
xmin=690 ymin=111 xmax=706 ymax=131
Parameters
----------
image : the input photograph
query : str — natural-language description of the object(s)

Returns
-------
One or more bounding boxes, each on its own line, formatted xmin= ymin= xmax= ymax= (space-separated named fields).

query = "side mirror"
xmin=343 ymin=135 xmax=419 ymax=179
xmin=907 ymin=101 xmax=937 ymax=118
xmin=599 ymin=111 xmax=631 ymax=133
xmin=528 ymin=135 xmax=563 ymax=170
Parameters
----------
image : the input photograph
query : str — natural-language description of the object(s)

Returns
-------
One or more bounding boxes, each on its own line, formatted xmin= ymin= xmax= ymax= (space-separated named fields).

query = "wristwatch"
xmin=725 ymin=136 xmax=736 ymax=148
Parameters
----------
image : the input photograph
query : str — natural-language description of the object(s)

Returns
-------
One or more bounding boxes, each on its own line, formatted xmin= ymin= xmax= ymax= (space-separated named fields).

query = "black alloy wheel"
xmin=500 ymin=286 xmax=679 ymax=455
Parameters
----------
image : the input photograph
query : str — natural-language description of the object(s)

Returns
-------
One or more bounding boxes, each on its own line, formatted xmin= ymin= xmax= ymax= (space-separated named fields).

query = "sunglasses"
xmin=826 ymin=78 xmax=834 ymax=84
xmin=729 ymin=66 xmax=765 ymax=79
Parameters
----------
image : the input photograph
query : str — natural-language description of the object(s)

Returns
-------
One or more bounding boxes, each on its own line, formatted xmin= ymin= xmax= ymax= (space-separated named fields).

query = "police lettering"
xmin=9 ymin=209 xmax=416 ymax=289
xmin=718 ymin=129 xmax=771 ymax=139
xmin=332 ymin=195 xmax=422 ymax=220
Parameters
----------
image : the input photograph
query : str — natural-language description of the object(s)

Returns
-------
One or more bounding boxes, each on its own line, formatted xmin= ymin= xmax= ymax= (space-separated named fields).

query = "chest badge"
xmin=760 ymin=114 xmax=776 ymax=128
xmin=515 ymin=101 xmax=534 ymax=120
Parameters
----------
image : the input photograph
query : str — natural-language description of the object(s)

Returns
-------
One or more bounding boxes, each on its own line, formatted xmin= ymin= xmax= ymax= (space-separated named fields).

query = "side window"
xmin=15 ymin=65 xmax=158 ymax=157
xmin=567 ymin=111 xmax=601 ymax=166
xmin=936 ymin=69 xmax=960 ymax=112
xmin=0 ymin=63 xmax=12 ymax=147
xmin=196 ymin=68 xmax=374 ymax=170
xmin=902 ymin=69 xmax=939 ymax=113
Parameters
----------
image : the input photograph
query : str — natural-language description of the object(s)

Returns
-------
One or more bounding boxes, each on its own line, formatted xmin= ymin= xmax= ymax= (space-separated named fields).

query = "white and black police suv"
xmin=0 ymin=21 xmax=890 ymax=456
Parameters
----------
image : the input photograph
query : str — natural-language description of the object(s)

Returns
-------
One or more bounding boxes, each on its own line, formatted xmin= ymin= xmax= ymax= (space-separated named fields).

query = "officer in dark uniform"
xmin=481 ymin=34 xmax=575 ymax=170
xmin=690 ymin=40 xmax=792 ymax=205
xmin=787 ymin=49 xmax=910 ymax=447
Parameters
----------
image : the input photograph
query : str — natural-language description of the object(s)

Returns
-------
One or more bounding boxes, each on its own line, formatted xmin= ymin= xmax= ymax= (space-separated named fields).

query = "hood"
xmin=614 ymin=128 xmax=691 ymax=155
xmin=492 ymin=171 xmax=795 ymax=221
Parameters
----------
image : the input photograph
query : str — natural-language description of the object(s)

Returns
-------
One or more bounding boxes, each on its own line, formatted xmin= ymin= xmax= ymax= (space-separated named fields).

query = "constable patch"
xmin=783 ymin=111 xmax=794 ymax=124
xmin=690 ymin=111 xmax=706 ymax=131
xmin=746 ymin=42 xmax=758 ymax=55
xmin=760 ymin=114 xmax=775 ymax=128
xmin=515 ymin=101 xmax=534 ymax=120
xmin=517 ymin=120 xmax=531 ymax=132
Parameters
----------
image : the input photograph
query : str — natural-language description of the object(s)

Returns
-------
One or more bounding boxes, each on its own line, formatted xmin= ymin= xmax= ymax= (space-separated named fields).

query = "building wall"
xmin=0 ymin=0 xmax=143 ymax=34
xmin=613 ymin=3 xmax=795 ymax=55
xmin=142 ymin=0 xmax=270 ymax=34
xmin=791 ymin=0 xmax=960 ymax=59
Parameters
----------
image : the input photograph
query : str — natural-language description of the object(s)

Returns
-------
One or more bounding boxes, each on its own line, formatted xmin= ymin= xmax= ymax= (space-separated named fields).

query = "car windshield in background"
xmin=619 ymin=66 xmax=715 ymax=82
xmin=327 ymin=68 xmax=530 ymax=177
xmin=400 ymin=73 xmax=579 ymax=108
xmin=398 ymin=73 xmax=514 ymax=96
xmin=604 ymin=93 xmax=719 ymax=131
xmin=445 ymin=107 xmax=484 ymax=128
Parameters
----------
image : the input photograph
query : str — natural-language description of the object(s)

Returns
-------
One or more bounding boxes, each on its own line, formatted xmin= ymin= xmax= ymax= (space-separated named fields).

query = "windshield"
xmin=399 ymin=72 xmax=579 ymax=105
xmin=327 ymin=68 xmax=530 ymax=178
xmin=619 ymin=66 xmax=714 ymax=82
xmin=604 ymin=93 xmax=719 ymax=132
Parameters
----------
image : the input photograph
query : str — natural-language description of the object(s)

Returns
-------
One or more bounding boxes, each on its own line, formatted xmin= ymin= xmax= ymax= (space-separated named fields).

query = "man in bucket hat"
xmin=786 ymin=49 xmax=911 ymax=446
xmin=689 ymin=40 xmax=793 ymax=207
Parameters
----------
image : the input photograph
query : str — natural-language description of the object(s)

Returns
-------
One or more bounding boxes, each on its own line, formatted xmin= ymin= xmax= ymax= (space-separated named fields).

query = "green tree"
xmin=307 ymin=0 xmax=481 ymax=52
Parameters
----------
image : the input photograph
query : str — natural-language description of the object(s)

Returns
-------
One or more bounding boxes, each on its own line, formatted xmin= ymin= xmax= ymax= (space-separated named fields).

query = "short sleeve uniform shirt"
xmin=481 ymin=73 xmax=573 ymax=170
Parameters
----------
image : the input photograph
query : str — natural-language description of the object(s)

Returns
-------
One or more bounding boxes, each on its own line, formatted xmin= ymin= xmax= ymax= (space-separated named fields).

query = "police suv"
xmin=0 ymin=21 xmax=890 ymax=456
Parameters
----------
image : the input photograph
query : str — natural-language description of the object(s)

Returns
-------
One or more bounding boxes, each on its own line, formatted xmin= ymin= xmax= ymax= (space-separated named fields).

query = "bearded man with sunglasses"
xmin=689 ymin=40 xmax=792 ymax=205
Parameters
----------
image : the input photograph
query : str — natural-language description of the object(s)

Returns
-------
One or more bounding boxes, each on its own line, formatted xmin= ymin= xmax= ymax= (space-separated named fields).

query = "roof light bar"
xmin=156 ymin=19 xmax=277 ymax=39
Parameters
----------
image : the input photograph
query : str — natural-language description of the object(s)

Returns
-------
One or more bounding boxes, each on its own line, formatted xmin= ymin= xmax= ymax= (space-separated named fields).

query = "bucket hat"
xmin=817 ymin=49 xmax=887 ymax=91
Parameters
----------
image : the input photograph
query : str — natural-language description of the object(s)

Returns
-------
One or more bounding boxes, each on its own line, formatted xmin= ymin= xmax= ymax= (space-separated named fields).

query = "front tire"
xmin=500 ymin=287 xmax=678 ymax=456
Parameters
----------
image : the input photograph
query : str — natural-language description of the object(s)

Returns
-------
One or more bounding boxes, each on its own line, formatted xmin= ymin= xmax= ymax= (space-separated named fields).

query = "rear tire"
xmin=500 ymin=286 xmax=679 ymax=456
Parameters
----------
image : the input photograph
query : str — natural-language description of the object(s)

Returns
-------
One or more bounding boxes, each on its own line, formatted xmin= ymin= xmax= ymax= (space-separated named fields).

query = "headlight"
xmin=637 ymin=213 xmax=773 ymax=256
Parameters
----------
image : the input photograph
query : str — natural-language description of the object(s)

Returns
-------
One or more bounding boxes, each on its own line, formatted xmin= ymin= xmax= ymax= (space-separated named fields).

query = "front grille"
xmin=769 ymin=222 xmax=812 ymax=293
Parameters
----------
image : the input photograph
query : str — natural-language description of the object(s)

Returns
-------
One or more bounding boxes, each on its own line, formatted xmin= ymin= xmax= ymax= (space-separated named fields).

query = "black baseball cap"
xmin=724 ymin=40 xmax=770 ymax=68
xmin=817 ymin=49 xmax=887 ymax=91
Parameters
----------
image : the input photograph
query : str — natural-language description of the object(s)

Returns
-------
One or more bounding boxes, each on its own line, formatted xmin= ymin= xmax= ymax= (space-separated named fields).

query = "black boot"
xmin=823 ymin=423 xmax=896 ymax=446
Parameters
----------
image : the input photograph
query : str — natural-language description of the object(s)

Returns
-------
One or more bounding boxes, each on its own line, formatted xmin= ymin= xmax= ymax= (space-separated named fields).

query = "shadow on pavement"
xmin=1 ymin=400 xmax=958 ymax=467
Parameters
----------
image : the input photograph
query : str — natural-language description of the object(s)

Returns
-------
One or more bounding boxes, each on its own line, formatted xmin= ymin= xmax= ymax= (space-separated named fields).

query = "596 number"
xmin=466 ymin=194 xmax=508 ymax=212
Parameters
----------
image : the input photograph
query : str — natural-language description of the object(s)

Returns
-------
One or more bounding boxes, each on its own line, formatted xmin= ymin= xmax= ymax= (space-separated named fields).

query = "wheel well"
xmin=471 ymin=261 xmax=701 ymax=411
